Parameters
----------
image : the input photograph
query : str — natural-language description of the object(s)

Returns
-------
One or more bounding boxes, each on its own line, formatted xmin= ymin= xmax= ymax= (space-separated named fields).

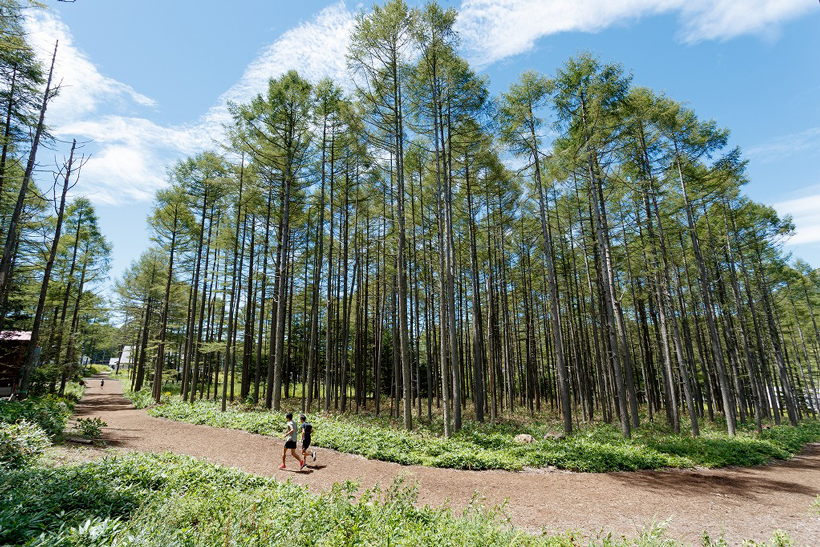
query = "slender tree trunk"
xmin=674 ymin=146 xmax=736 ymax=434
xmin=528 ymin=112 xmax=572 ymax=434
xmin=272 ymin=163 xmax=293 ymax=410
xmin=464 ymin=155 xmax=485 ymax=422
xmin=19 ymin=140 xmax=76 ymax=392
xmin=154 ymin=203 xmax=179 ymax=403
xmin=222 ymin=160 xmax=244 ymax=411
xmin=0 ymin=42 xmax=58 ymax=323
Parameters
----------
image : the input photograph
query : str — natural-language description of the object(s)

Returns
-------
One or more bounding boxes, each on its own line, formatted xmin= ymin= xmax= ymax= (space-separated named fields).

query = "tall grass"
xmin=0 ymin=452 xmax=798 ymax=546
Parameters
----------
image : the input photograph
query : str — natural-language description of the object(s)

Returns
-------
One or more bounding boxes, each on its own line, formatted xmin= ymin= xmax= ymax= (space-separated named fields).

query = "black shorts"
xmin=285 ymin=440 xmax=297 ymax=449
xmin=302 ymin=437 xmax=311 ymax=450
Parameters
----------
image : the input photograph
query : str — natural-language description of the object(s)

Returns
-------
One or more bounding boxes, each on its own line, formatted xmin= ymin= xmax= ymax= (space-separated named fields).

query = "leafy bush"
xmin=84 ymin=364 xmax=113 ymax=375
xmin=1 ymin=452 xmax=796 ymax=546
xmin=62 ymin=381 xmax=87 ymax=403
xmin=0 ymin=396 xmax=72 ymax=439
xmin=0 ymin=420 xmax=50 ymax=468
xmin=0 ymin=455 xmax=155 ymax=544
xmin=75 ymin=417 xmax=107 ymax=440
xmin=121 ymin=382 xmax=175 ymax=409
xmin=127 ymin=390 xmax=158 ymax=409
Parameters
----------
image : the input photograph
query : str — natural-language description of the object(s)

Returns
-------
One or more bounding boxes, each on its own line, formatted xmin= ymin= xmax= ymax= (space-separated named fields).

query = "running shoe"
xmin=312 ymin=450 xmax=316 ymax=461
xmin=299 ymin=460 xmax=306 ymax=470
xmin=278 ymin=464 xmax=286 ymax=469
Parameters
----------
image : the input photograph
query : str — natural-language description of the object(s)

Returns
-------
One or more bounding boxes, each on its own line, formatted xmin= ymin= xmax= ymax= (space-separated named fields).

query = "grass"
xmin=0 ymin=451 xmax=799 ymax=546
xmin=119 ymin=382 xmax=820 ymax=473
xmin=0 ymin=396 xmax=74 ymax=439
xmin=84 ymin=364 xmax=113 ymax=375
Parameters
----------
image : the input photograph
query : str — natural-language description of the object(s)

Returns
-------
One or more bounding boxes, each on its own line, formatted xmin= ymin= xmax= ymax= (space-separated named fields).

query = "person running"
xmin=299 ymin=414 xmax=316 ymax=469
xmin=100 ymin=379 xmax=105 ymax=389
xmin=280 ymin=412 xmax=303 ymax=470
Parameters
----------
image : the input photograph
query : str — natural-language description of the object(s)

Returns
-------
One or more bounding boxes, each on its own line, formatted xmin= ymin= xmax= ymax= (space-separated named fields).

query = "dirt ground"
xmin=71 ymin=377 xmax=820 ymax=545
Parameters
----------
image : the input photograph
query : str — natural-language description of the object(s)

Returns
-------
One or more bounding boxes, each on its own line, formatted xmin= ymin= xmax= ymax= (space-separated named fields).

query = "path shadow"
xmin=74 ymin=403 xmax=134 ymax=414
xmin=103 ymin=436 xmax=142 ymax=447
xmin=608 ymin=464 xmax=820 ymax=499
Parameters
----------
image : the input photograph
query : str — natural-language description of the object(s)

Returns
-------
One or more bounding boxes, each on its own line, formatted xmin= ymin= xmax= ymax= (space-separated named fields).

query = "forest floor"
xmin=70 ymin=376 xmax=820 ymax=545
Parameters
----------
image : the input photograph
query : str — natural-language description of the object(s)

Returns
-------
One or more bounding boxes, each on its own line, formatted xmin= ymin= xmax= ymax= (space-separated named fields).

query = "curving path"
xmin=74 ymin=377 xmax=820 ymax=545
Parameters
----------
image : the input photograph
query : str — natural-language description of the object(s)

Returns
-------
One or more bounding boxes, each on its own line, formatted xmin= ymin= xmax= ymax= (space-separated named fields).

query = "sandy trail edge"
xmin=73 ymin=377 xmax=820 ymax=545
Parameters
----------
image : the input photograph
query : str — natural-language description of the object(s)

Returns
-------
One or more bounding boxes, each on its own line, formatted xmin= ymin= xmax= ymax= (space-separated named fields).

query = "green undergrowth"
xmin=0 ymin=451 xmax=796 ymax=546
xmin=126 ymin=387 xmax=820 ymax=472
xmin=84 ymin=364 xmax=113 ymax=376
xmin=0 ymin=396 xmax=74 ymax=440
xmin=61 ymin=382 xmax=87 ymax=404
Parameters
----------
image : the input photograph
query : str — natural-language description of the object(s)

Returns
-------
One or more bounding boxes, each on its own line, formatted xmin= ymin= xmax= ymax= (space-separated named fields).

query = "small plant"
xmin=0 ymin=420 xmax=50 ymax=468
xmin=75 ymin=417 xmax=107 ymax=440
xmin=0 ymin=396 xmax=72 ymax=438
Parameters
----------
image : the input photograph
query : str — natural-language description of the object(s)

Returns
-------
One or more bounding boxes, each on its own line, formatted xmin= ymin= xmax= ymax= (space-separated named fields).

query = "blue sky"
xmin=21 ymin=0 xmax=820 ymax=288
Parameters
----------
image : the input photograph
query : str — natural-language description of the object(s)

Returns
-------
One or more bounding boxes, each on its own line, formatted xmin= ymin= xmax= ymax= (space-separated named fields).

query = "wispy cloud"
xmin=22 ymin=3 xmax=355 ymax=206
xmin=457 ymin=0 xmax=814 ymax=66
xmin=678 ymin=0 xmax=810 ymax=43
xmin=203 ymin=2 xmax=355 ymax=131
xmin=747 ymin=127 xmax=820 ymax=164
xmin=23 ymin=10 xmax=156 ymax=125
xmin=774 ymin=193 xmax=820 ymax=245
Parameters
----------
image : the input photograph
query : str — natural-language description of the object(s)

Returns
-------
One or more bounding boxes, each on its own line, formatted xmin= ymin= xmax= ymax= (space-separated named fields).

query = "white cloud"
xmin=456 ymin=0 xmax=814 ymax=66
xmin=56 ymin=116 xmax=208 ymax=158
xmin=774 ymin=193 xmax=820 ymax=245
xmin=74 ymin=145 xmax=167 ymax=205
xmin=678 ymin=0 xmax=810 ymax=43
xmin=747 ymin=127 xmax=820 ymax=164
xmin=21 ymin=3 xmax=355 ymax=206
xmin=53 ymin=117 xmax=210 ymax=203
xmin=201 ymin=3 xmax=355 ymax=134
xmin=23 ymin=10 xmax=156 ymax=126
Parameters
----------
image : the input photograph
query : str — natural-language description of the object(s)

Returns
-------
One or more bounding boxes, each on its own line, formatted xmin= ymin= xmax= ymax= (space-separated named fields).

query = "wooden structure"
xmin=0 ymin=331 xmax=31 ymax=397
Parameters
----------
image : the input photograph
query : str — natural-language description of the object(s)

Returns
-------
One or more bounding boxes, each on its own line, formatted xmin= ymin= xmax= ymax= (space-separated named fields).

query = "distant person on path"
xmin=100 ymin=379 xmax=104 ymax=389
xmin=299 ymin=414 xmax=316 ymax=468
xmin=280 ymin=412 xmax=303 ymax=470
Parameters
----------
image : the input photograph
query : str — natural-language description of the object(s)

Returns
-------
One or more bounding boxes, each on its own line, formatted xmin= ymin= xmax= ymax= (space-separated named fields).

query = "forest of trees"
xmin=114 ymin=0 xmax=820 ymax=439
xmin=0 ymin=0 xmax=116 ymax=395
xmin=4 ymin=0 xmax=820 ymax=440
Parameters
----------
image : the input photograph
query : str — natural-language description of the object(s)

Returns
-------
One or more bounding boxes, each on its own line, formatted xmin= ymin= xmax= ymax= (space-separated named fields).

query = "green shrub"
xmin=75 ymin=417 xmax=107 ymax=440
xmin=0 ymin=456 xmax=154 ymax=544
xmin=62 ymin=381 xmax=86 ymax=403
xmin=0 ymin=420 xmax=50 ymax=468
xmin=84 ymin=364 xmax=113 ymax=375
xmin=27 ymin=517 xmax=125 ymax=547
xmin=0 ymin=396 xmax=72 ymax=439
xmin=124 ymin=388 xmax=166 ymax=409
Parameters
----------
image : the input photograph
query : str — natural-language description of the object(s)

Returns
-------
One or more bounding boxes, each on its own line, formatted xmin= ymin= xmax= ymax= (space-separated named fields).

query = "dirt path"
xmin=74 ymin=378 xmax=820 ymax=545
